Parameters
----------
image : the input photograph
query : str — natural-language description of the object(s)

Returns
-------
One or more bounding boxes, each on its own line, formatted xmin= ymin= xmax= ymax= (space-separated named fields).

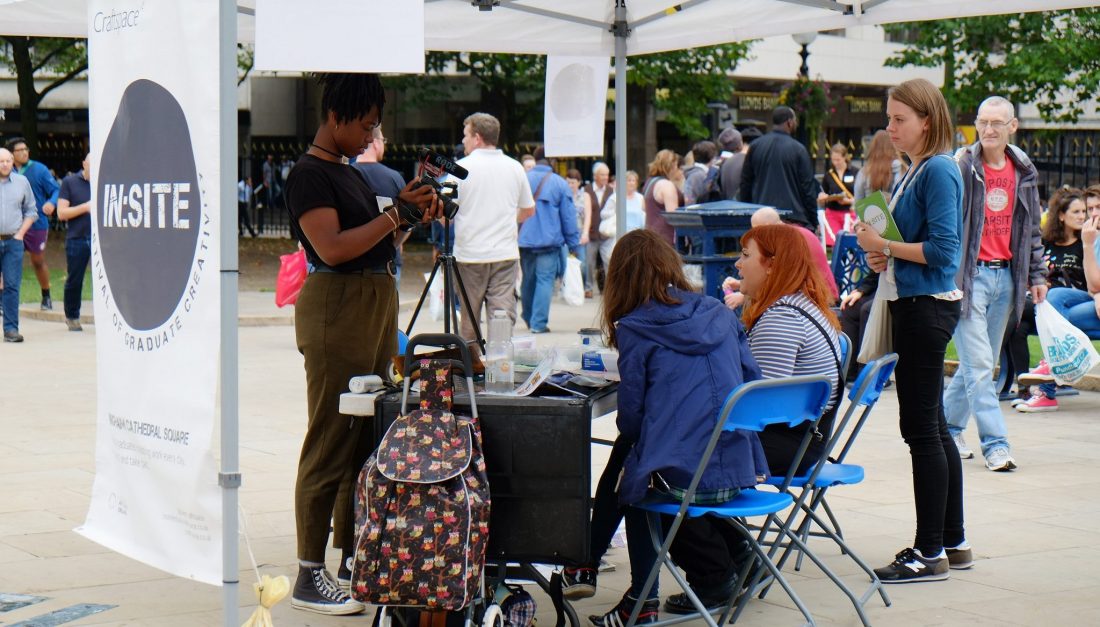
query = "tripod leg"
xmin=405 ymin=259 xmax=444 ymax=337
xmin=449 ymin=260 xmax=486 ymax=350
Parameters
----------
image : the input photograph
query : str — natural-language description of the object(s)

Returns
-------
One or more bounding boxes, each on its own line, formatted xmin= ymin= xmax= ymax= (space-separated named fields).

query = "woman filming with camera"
xmin=284 ymin=72 xmax=442 ymax=616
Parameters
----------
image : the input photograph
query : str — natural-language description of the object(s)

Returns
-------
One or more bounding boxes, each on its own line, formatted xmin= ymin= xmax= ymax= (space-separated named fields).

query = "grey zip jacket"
xmin=954 ymin=142 xmax=1045 ymax=323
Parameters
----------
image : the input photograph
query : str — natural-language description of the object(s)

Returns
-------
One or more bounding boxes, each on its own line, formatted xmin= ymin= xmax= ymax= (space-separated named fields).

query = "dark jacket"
xmin=955 ymin=143 xmax=1044 ymax=321
xmin=739 ymin=128 xmax=820 ymax=230
xmin=615 ymin=288 xmax=769 ymax=505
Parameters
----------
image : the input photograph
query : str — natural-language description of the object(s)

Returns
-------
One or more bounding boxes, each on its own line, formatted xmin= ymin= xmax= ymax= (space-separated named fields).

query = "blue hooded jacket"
xmin=615 ymin=288 xmax=769 ymax=505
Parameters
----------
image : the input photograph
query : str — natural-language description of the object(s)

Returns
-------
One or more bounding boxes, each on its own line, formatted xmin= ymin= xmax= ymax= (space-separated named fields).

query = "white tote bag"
xmin=1035 ymin=300 xmax=1100 ymax=384
xmin=562 ymin=256 xmax=585 ymax=307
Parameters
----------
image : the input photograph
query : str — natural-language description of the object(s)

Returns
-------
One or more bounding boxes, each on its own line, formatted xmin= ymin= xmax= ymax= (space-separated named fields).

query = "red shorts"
xmin=22 ymin=228 xmax=48 ymax=253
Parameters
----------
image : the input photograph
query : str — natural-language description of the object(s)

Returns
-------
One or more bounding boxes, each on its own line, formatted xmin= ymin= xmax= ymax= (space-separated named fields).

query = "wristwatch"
xmin=882 ymin=242 xmax=893 ymax=258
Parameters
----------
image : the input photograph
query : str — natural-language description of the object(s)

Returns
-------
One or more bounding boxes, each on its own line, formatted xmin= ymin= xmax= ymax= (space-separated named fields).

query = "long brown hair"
xmin=739 ymin=225 xmax=840 ymax=332
xmin=1042 ymin=187 xmax=1084 ymax=244
xmin=600 ymin=229 xmax=693 ymax=348
xmin=863 ymin=130 xmax=897 ymax=194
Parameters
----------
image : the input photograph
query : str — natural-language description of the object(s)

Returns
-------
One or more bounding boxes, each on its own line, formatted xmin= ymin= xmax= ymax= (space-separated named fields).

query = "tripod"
xmin=405 ymin=216 xmax=486 ymax=351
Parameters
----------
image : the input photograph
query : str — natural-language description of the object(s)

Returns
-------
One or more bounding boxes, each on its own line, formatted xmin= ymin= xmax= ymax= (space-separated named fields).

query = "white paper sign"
xmin=78 ymin=0 xmax=223 ymax=585
xmin=254 ymin=0 xmax=425 ymax=73
xmin=544 ymin=55 xmax=611 ymax=157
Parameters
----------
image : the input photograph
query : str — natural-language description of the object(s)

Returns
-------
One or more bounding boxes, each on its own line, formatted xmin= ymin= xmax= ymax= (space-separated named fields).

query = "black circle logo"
xmin=98 ymin=80 xmax=201 ymax=331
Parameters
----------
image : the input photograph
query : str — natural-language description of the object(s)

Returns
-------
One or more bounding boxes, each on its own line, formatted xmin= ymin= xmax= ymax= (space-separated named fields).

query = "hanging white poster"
xmin=77 ymin=0 xmax=223 ymax=585
xmin=544 ymin=55 xmax=611 ymax=157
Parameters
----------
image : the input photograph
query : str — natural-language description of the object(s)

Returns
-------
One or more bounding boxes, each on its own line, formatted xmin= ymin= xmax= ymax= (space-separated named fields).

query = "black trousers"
xmin=840 ymin=294 xmax=876 ymax=380
xmin=889 ymin=296 xmax=965 ymax=555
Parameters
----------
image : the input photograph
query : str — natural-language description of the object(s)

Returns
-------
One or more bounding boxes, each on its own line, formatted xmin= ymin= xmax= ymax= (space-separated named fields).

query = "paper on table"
xmin=855 ymin=191 xmax=905 ymax=242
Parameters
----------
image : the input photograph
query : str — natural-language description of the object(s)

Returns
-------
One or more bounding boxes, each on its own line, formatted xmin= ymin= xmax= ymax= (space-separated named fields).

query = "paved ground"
xmin=3 ymin=288 xmax=1099 ymax=626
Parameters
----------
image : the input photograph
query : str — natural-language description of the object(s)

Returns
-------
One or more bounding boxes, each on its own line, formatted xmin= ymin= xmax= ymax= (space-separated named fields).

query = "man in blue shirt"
xmin=7 ymin=138 xmax=59 ymax=311
xmin=352 ymin=126 xmax=407 ymax=286
xmin=57 ymin=154 xmax=93 ymax=331
xmin=0 ymin=147 xmax=40 ymax=342
xmin=519 ymin=148 xmax=579 ymax=333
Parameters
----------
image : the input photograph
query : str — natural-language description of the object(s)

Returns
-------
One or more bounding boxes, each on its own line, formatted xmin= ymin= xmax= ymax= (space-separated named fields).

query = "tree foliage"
xmin=387 ymin=42 xmax=754 ymax=143
xmin=884 ymin=9 xmax=1100 ymax=123
xmin=626 ymin=42 xmax=754 ymax=140
xmin=0 ymin=36 xmax=88 ymax=151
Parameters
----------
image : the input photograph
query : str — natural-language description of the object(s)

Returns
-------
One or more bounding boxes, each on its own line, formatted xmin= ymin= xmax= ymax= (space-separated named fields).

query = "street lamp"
xmin=792 ymin=31 xmax=818 ymax=77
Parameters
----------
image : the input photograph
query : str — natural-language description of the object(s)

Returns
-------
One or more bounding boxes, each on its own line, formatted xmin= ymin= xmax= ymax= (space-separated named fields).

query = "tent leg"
xmin=613 ymin=1 xmax=628 ymax=240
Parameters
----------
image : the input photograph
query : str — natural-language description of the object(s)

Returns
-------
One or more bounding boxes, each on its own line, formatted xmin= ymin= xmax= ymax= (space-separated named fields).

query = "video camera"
xmin=415 ymin=148 xmax=466 ymax=221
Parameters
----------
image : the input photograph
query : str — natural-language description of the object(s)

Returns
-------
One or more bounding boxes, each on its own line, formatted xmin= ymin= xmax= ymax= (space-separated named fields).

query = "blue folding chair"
xmin=756 ymin=353 xmax=900 ymax=626
xmin=831 ymin=231 xmax=870 ymax=298
xmin=625 ymin=375 xmax=833 ymax=627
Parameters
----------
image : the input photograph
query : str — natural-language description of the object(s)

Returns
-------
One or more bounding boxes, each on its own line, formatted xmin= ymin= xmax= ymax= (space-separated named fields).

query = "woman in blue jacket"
xmin=564 ymin=229 xmax=768 ymax=626
xmin=855 ymin=78 xmax=969 ymax=584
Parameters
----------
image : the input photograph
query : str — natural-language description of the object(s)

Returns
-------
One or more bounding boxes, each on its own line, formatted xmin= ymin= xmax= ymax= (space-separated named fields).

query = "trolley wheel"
xmin=481 ymin=603 xmax=505 ymax=627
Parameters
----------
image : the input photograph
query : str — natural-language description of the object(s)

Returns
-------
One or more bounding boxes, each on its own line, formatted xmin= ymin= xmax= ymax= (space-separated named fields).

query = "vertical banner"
xmin=77 ymin=0 xmax=223 ymax=585
xmin=544 ymin=55 xmax=611 ymax=157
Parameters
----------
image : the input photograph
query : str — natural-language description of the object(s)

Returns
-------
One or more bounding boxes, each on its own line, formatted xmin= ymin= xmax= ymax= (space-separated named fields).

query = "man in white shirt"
xmin=453 ymin=112 xmax=536 ymax=342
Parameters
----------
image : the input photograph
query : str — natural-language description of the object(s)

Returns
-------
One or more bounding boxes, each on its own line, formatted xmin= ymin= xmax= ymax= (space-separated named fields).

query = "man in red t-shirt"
xmin=945 ymin=97 xmax=1046 ymax=474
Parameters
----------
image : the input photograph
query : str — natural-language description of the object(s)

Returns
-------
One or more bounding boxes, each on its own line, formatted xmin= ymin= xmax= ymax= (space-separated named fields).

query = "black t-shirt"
xmin=59 ymin=172 xmax=92 ymax=239
xmin=285 ymin=154 xmax=394 ymax=271
xmin=821 ymin=166 xmax=858 ymax=212
xmin=1044 ymin=237 xmax=1087 ymax=291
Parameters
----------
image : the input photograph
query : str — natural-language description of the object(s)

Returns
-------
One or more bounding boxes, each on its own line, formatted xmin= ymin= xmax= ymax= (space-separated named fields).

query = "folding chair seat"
xmin=755 ymin=353 xmax=900 ymax=626
xmin=623 ymin=375 xmax=833 ymax=627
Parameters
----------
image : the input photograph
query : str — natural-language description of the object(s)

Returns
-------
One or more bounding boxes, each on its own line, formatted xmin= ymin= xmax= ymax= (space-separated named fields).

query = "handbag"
xmin=857 ymin=292 xmax=892 ymax=364
xmin=274 ymin=249 xmax=306 ymax=307
xmin=1035 ymin=300 xmax=1100 ymax=384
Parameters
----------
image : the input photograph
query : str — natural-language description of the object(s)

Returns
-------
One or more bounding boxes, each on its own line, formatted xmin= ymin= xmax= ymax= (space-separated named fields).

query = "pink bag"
xmin=275 ymin=249 xmax=307 ymax=307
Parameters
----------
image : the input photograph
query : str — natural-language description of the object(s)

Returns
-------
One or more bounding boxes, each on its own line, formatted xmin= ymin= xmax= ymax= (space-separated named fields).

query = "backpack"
xmin=352 ymin=359 xmax=491 ymax=611
xmin=695 ymin=160 xmax=726 ymax=204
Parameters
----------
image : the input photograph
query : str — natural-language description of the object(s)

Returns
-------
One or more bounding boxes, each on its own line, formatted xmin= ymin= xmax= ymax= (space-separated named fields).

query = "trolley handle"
xmin=402 ymin=333 xmax=475 ymax=380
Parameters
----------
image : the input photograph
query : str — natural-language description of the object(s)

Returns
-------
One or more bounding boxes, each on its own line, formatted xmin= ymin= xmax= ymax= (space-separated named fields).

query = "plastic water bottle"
xmin=485 ymin=310 xmax=514 ymax=394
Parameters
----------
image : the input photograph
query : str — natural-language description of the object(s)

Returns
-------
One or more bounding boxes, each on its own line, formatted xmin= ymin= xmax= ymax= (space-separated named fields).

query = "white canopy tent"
xmin=1 ymin=1 xmax=1093 ymax=625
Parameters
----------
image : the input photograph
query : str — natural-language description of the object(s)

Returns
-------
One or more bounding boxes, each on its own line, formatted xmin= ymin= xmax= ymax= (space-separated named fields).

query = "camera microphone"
xmin=419 ymin=148 xmax=469 ymax=180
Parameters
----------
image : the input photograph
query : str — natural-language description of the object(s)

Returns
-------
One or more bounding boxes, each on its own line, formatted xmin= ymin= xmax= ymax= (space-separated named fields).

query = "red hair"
xmin=740 ymin=224 xmax=840 ymax=331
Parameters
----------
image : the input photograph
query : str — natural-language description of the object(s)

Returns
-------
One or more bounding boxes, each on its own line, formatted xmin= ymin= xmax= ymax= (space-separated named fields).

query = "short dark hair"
xmin=5 ymin=136 xmax=27 ymax=151
xmin=741 ymin=127 xmax=763 ymax=144
xmin=691 ymin=140 xmax=718 ymax=164
xmin=315 ymin=73 xmax=386 ymax=125
xmin=772 ymin=106 xmax=796 ymax=126
xmin=532 ymin=146 xmax=546 ymax=162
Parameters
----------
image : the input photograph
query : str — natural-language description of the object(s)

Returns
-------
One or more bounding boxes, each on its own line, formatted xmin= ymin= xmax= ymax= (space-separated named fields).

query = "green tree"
xmin=884 ymin=9 xmax=1100 ymax=123
xmin=0 ymin=36 xmax=88 ymax=152
xmin=627 ymin=42 xmax=754 ymax=140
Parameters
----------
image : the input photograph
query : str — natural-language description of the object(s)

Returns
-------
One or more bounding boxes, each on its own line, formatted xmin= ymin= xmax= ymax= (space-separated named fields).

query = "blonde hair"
xmin=888 ymin=78 xmax=954 ymax=158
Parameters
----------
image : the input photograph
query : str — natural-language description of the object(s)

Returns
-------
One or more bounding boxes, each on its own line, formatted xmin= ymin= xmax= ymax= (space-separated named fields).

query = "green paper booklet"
xmin=855 ymin=191 xmax=905 ymax=242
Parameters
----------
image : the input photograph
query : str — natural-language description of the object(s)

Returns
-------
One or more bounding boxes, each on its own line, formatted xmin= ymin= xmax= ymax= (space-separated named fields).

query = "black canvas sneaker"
xmin=336 ymin=552 xmax=354 ymax=590
xmin=562 ymin=567 xmax=598 ymax=599
xmin=874 ymin=548 xmax=949 ymax=583
xmin=290 ymin=564 xmax=365 ymax=615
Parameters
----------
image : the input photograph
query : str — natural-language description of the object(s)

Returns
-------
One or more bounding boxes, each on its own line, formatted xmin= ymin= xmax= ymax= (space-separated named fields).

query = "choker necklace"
xmin=310 ymin=143 xmax=347 ymax=163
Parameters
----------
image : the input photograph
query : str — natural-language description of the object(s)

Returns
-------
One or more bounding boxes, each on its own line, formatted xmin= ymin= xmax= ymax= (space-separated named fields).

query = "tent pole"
xmin=614 ymin=1 xmax=628 ymax=240
xmin=218 ymin=0 xmax=241 ymax=625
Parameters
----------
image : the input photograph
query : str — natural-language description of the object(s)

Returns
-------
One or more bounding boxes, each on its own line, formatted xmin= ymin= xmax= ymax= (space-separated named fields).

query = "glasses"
xmin=12 ymin=147 xmax=28 ymax=152
xmin=975 ymin=120 xmax=1012 ymax=130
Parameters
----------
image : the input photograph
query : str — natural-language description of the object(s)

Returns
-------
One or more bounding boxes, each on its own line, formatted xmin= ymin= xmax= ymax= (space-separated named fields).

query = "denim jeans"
xmin=890 ymin=296 xmax=965 ymax=557
xmin=64 ymin=237 xmax=91 ymax=321
xmin=1046 ymin=286 xmax=1100 ymax=339
xmin=519 ymin=247 xmax=560 ymax=333
xmin=944 ymin=266 xmax=1014 ymax=456
xmin=1 ymin=238 xmax=24 ymax=334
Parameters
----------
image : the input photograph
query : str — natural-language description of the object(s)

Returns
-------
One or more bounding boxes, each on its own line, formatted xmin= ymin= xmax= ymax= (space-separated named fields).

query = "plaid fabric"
xmin=653 ymin=473 xmax=742 ymax=505
xmin=497 ymin=585 xmax=536 ymax=627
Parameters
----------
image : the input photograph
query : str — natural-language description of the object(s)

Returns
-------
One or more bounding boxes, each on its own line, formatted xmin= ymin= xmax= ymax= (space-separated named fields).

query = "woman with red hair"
xmin=663 ymin=224 xmax=845 ymax=615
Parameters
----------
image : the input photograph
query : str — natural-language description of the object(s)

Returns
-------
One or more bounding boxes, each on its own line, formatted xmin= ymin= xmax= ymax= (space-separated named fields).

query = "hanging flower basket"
xmin=779 ymin=75 xmax=836 ymax=147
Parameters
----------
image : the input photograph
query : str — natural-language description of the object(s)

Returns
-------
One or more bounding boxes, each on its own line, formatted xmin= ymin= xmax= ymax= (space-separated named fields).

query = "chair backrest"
xmin=830 ymin=231 xmax=870 ymax=297
xmin=719 ymin=375 xmax=833 ymax=434
xmin=838 ymin=332 xmax=852 ymax=384
xmin=830 ymin=352 xmax=899 ymax=464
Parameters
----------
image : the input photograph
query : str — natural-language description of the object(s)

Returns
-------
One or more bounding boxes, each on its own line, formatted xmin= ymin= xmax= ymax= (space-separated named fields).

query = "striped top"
xmin=749 ymin=292 xmax=841 ymax=411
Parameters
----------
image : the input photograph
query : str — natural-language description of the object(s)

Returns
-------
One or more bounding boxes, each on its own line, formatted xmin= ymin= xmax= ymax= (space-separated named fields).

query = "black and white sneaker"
xmin=874 ymin=548 xmax=949 ymax=584
xmin=336 ymin=552 xmax=354 ymax=590
xmin=589 ymin=593 xmax=659 ymax=626
xmin=291 ymin=564 xmax=365 ymax=615
xmin=562 ymin=567 xmax=598 ymax=600
xmin=946 ymin=543 xmax=974 ymax=570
